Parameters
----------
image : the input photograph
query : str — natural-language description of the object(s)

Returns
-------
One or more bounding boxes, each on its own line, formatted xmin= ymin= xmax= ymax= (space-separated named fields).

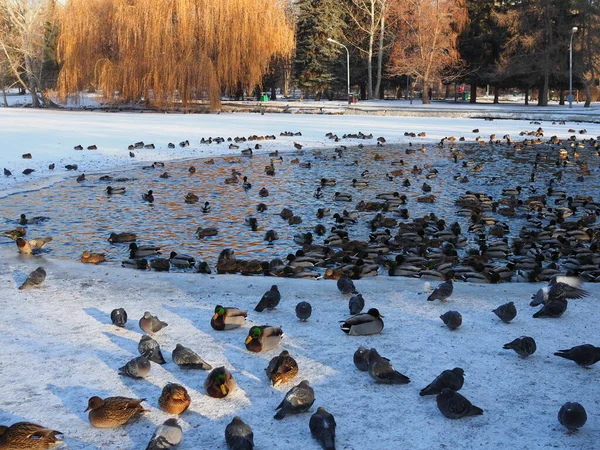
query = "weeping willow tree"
xmin=57 ymin=0 xmax=294 ymax=109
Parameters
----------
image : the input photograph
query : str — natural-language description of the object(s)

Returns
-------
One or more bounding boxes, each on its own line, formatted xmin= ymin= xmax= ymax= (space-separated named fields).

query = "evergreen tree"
xmin=294 ymin=0 xmax=346 ymax=100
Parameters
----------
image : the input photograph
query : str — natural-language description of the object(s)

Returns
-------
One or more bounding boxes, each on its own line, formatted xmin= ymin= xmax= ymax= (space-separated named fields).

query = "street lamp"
xmin=327 ymin=38 xmax=351 ymax=105
xmin=569 ymin=26 xmax=578 ymax=109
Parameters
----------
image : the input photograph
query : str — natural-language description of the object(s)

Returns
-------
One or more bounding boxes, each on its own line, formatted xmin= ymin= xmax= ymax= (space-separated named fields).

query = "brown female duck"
xmin=0 ymin=422 xmax=62 ymax=449
xmin=85 ymin=396 xmax=148 ymax=428
xmin=158 ymin=383 xmax=191 ymax=415
xmin=265 ymin=350 xmax=299 ymax=386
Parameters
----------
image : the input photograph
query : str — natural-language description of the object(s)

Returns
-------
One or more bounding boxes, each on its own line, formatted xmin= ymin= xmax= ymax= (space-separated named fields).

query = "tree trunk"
xmin=524 ymin=87 xmax=529 ymax=105
xmin=537 ymin=78 xmax=548 ymax=106
xmin=493 ymin=86 xmax=499 ymax=104
xmin=366 ymin=0 xmax=375 ymax=99
xmin=584 ymin=84 xmax=591 ymax=107
xmin=469 ymin=79 xmax=477 ymax=103
xmin=374 ymin=8 xmax=385 ymax=99
xmin=1 ymin=86 xmax=7 ymax=107
xmin=422 ymin=80 xmax=430 ymax=104
xmin=270 ymin=85 xmax=277 ymax=101
xmin=445 ymin=84 xmax=450 ymax=99
xmin=558 ymin=89 xmax=565 ymax=105
xmin=360 ymin=83 xmax=367 ymax=100
xmin=24 ymin=55 xmax=41 ymax=108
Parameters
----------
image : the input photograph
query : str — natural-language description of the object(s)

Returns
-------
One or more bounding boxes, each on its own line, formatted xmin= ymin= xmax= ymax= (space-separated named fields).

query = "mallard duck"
xmin=314 ymin=187 xmax=324 ymax=199
xmin=334 ymin=192 xmax=352 ymax=202
xmin=80 ymin=251 xmax=106 ymax=264
xmin=16 ymin=237 xmax=52 ymax=254
xmin=259 ymin=187 xmax=269 ymax=197
xmin=106 ymin=186 xmax=126 ymax=195
xmin=0 ymin=422 xmax=62 ymax=449
xmin=265 ymin=350 xmax=298 ymax=386
xmin=195 ymin=227 xmax=219 ymax=238
xmin=108 ymin=232 xmax=136 ymax=243
xmin=85 ymin=396 xmax=148 ymax=428
xmin=129 ymin=243 xmax=161 ymax=258
xmin=340 ymin=308 xmax=384 ymax=335
xmin=142 ymin=190 xmax=154 ymax=202
xmin=211 ymin=305 xmax=247 ymax=330
xmin=201 ymin=201 xmax=212 ymax=213
xmin=204 ymin=366 xmax=237 ymax=398
xmin=2 ymin=227 xmax=26 ymax=240
xmin=242 ymin=176 xmax=252 ymax=190
xmin=264 ymin=230 xmax=279 ymax=242
xmin=245 ymin=325 xmax=283 ymax=352
xmin=184 ymin=192 xmax=199 ymax=204
xmin=158 ymin=383 xmax=191 ymax=415
xmin=169 ymin=251 xmax=195 ymax=269
xmin=121 ymin=258 xmax=149 ymax=270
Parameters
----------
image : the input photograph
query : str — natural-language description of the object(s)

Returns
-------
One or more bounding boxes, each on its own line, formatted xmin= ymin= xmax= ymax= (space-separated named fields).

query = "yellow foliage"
xmin=57 ymin=0 xmax=294 ymax=110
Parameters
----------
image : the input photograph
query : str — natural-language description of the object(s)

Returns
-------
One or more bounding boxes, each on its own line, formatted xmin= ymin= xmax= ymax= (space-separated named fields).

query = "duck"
xmin=257 ymin=203 xmax=268 ymax=213
xmin=121 ymin=258 xmax=149 ymax=270
xmin=259 ymin=187 xmax=269 ymax=197
xmin=352 ymin=179 xmax=369 ymax=187
xmin=264 ymin=230 xmax=279 ymax=242
xmin=211 ymin=305 xmax=248 ymax=330
xmin=245 ymin=325 xmax=283 ymax=352
xmin=106 ymin=186 xmax=126 ymax=195
xmin=129 ymin=243 xmax=161 ymax=258
xmin=334 ymin=192 xmax=352 ymax=202
xmin=80 ymin=251 xmax=106 ymax=264
xmin=201 ymin=201 xmax=212 ymax=213
xmin=169 ymin=251 xmax=195 ymax=269
xmin=108 ymin=232 xmax=137 ymax=243
xmin=195 ymin=227 xmax=219 ymax=238
xmin=242 ymin=176 xmax=252 ymax=190
xmin=16 ymin=237 xmax=52 ymax=255
xmin=340 ymin=308 xmax=384 ymax=335
xmin=314 ymin=187 xmax=324 ymax=199
xmin=184 ymin=192 xmax=199 ymax=204
xmin=265 ymin=350 xmax=299 ymax=386
xmin=142 ymin=190 xmax=154 ymax=202
xmin=158 ymin=383 xmax=191 ymax=415
xmin=320 ymin=178 xmax=337 ymax=186
xmin=0 ymin=422 xmax=62 ymax=449
xmin=18 ymin=214 xmax=49 ymax=225
xmin=85 ymin=396 xmax=148 ymax=428
xmin=204 ymin=367 xmax=237 ymax=398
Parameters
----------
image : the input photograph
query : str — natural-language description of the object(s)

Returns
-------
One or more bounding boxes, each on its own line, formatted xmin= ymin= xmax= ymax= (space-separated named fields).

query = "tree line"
xmin=0 ymin=0 xmax=598 ymax=108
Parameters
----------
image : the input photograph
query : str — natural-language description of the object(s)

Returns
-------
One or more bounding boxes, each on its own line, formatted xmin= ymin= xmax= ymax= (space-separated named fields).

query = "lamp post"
xmin=569 ymin=26 xmax=578 ymax=109
xmin=327 ymin=38 xmax=351 ymax=105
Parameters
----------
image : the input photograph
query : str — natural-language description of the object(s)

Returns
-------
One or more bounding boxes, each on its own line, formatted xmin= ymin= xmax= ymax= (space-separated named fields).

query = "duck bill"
xmin=245 ymin=336 xmax=253 ymax=346
xmin=212 ymin=313 xmax=219 ymax=321
xmin=379 ymin=314 xmax=385 ymax=318
xmin=220 ymin=384 xmax=228 ymax=396
xmin=84 ymin=406 xmax=91 ymax=412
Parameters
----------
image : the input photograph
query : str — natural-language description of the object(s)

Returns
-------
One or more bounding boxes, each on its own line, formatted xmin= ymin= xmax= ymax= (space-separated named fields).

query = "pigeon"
xmin=337 ymin=274 xmax=357 ymax=294
xmin=353 ymin=346 xmax=371 ymax=371
xmin=3 ymin=168 xmax=11 ymax=176
xmin=139 ymin=311 xmax=168 ymax=335
xmin=146 ymin=418 xmax=183 ymax=450
xmin=274 ymin=380 xmax=315 ymax=420
xmin=22 ymin=168 xmax=35 ymax=175
xmin=225 ymin=416 xmax=254 ymax=450
xmin=440 ymin=311 xmax=462 ymax=330
xmin=492 ymin=302 xmax=517 ymax=323
xmin=295 ymin=301 xmax=312 ymax=321
xmin=503 ymin=336 xmax=537 ymax=358
xmin=558 ymin=402 xmax=587 ymax=433
xmin=119 ymin=356 xmax=151 ymax=379
xmin=436 ymin=388 xmax=483 ymax=419
xmin=254 ymin=285 xmax=281 ymax=312
xmin=48 ymin=163 xmax=55 ymax=170
xmin=138 ymin=335 xmax=167 ymax=364
xmin=309 ymin=407 xmax=336 ymax=450
xmin=367 ymin=349 xmax=410 ymax=384
xmin=348 ymin=293 xmax=365 ymax=315
xmin=111 ymin=308 xmax=127 ymax=327
xmin=420 ymin=368 xmax=465 ymax=396
xmin=172 ymin=344 xmax=212 ymax=370
xmin=16 ymin=236 xmax=52 ymax=254
xmin=427 ymin=278 xmax=453 ymax=302
xmin=533 ymin=299 xmax=567 ymax=318
xmin=554 ymin=344 xmax=600 ymax=367
xmin=530 ymin=276 xmax=589 ymax=306
xmin=18 ymin=267 xmax=46 ymax=290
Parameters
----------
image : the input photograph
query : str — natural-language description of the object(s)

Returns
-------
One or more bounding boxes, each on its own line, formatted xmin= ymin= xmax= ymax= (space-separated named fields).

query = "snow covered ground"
xmin=1 ymin=246 xmax=598 ymax=449
xmin=1 ymin=107 xmax=600 ymax=449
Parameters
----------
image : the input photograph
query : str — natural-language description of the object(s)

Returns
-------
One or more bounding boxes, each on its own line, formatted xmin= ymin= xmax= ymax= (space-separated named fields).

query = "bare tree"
xmin=577 ymin=0 xmax=600 ymax=107
xmin=387 ymin=0 xmax=467 ymax=104
xmin=0 ymin=0 xmax=55 ymax=107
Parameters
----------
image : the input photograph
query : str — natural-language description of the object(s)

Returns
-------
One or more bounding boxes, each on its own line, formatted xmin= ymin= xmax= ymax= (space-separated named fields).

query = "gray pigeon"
xmin=274 ymin=380 xmax=315 ymax=420
xmin=18 ymin=267 xmax=46 ymax=290
xmin=111 ymin=308 xmax=127 ymax=327
xmin=533 ymin=299 xmax=567 ymax=318
xmin=146 ymin=418 xmax=183 ymax=450
xmin=440 ymin=311 xmax=462 ymax=330
xmin=436 ymin=388 xmax=483 ymax=419
xmin=119 ymin=356 xmax=151 ymax=379
xmin=353 ymin=346 xmax=371 ymax=371
xmin=530 ymin=276 xmax=589 ymax=306
xmin=427 ymin=278 xmax=453 ymax=302
xmin=503 ymin=336 xmax=537 ymax=358
xmin=420 ymin=368 xmax=464 ymax=396
xmin=348 ymin=293 xmax=365 ymax=315
xmin=295 ymin=301 xmax=312 ymax=321
xmin=309 ymin=407 xmax=336 ymax=450
xmin=139 ymin=311 xmax=168 ymax=335
xmin=367 ymin=349 xmax=410 ymax=384
xmin=254 ymin=285 xmax=281 ymax=312
xmin=172 ymin=344 xmax=212 ymax=370
xmin=554 ymin=344 xmax=600 ymax=367
xmin=138 ymin=335 xmax=167 ymax=364
xmin=558 ymin=402 xmax=587 ymax=432
xmin=225 ymin=416 xmax=254 ymax=450
xmin=337 ymin=274 xmax=357 ymax=294
xmin=492 ymin=301 xmax=517 ymax=323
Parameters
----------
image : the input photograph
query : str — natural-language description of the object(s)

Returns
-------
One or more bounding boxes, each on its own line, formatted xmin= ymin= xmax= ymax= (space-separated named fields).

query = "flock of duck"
xmin=2 ymin=123 xmax=600 ymax=449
